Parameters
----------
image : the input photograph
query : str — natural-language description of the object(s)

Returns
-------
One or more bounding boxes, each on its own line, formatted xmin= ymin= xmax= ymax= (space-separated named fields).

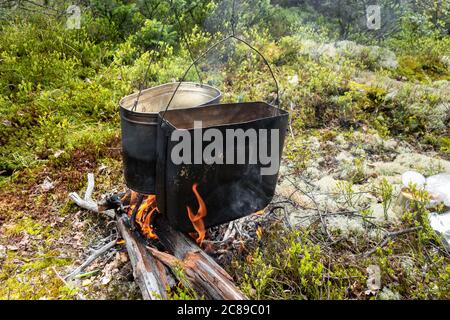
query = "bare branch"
xmin=65 ymin=239 xmax=117 ymax=280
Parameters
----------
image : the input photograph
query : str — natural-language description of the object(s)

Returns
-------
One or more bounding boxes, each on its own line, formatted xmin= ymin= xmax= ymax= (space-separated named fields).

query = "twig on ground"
xmin=286 ymin=176 xmax=334 ymax=241
xmin=68 ymin=172 xmax=115 ymax=219
xmin=363 ymin=226 xmax=423 ymax=257
xmin=84 ymin=173 xmax=95 ymax=202
xmin=65 ymin=238 xmax=117 ymax=280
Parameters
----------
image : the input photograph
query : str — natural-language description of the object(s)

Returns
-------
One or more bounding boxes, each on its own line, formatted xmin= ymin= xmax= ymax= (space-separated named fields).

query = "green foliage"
xmin=0 ymin=14 xmax=129 ymax=174
xmin=234 ymin=227 xmax=363 ymax=299
xmin=167 ymin=265 xmax=201 ymax=300
xmin=377 ymin=178 xmax=394 ymax=221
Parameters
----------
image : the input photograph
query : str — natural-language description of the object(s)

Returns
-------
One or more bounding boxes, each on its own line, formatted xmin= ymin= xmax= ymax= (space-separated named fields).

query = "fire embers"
xmin=186 ymin=183 xmax=207 ymax=245
xmin=126 ymin=191 xmax=159 ymax=239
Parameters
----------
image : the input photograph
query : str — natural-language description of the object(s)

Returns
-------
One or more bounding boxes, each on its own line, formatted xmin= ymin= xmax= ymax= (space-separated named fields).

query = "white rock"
xmin=402 ymin=171 xmax=426 ymax=189
xmin=429 ymin=211 xmax=450 ymax=246
xmin=426 ymin=172 xmax=450 ymax=206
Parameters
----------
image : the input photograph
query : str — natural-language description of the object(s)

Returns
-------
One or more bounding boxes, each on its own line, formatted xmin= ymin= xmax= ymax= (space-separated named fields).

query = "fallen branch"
xmin=68 ymin=173 xmax=115 ymax=219
xmin=363 ymin=226 xmax=423 ymax=257
xmin=154 ymin=219 xmax=247 ymax=300
xmin=117 ymin=217 xmax=173 ymax=300
xmin=65 ymin=238 xmax=117 ymax=280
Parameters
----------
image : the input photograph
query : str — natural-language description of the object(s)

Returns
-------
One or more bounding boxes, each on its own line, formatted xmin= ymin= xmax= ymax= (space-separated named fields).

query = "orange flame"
xmin=186 ymin=183 xmax=207 ymax=245
xmin=127 ymin=192 xmax=159 ymax=239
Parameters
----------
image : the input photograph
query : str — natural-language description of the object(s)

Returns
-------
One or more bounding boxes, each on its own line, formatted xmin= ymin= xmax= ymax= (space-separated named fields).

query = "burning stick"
xmin=154 ymin=217 xmax=247 ymax=300
xmin=130 ymin=193 xmax=144 ymax=231
xmin=127 ymin=194 xmax=159 ymax=239
xmin=117 ymin=217 xmax=172 ymax=299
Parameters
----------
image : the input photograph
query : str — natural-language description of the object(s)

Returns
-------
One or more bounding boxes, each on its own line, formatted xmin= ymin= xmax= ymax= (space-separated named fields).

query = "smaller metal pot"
xmin=120 ymin=82 xmax=221 ymax=194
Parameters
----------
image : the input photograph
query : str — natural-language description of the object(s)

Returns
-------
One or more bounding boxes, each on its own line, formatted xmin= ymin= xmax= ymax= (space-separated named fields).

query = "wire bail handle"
xmin=161 ymin=33 xmax=280 ymax=121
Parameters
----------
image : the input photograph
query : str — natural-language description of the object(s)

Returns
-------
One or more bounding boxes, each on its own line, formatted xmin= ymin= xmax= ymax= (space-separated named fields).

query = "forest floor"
xmin=1 ymin=127 xmax=449 ymax=299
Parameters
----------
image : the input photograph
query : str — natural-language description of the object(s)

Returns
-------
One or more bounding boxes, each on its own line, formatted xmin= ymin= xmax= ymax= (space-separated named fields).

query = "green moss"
xmin=438 ymin=136 xmax=450 ymax=157
xmin=3 ymin=217 xmax=45 ymax=237
xmin=396 ymin=55 xmax=449 ymax=82
xmin=0 ymin=250 xmax=74 ymax=300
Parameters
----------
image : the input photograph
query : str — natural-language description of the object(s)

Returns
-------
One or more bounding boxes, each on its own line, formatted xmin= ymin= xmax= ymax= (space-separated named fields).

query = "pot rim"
xmin=119 ymin=82 xmax=221 ymax=115
xmin=159 ymin=101 xmax=289 ymax=130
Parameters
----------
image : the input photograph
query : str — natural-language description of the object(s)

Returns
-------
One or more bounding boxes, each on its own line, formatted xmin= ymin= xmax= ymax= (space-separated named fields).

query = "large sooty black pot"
xmin=120 ymin=82 xmax=221 ymax=194
xmin=155 ymin=102 xmax=289 ymax=232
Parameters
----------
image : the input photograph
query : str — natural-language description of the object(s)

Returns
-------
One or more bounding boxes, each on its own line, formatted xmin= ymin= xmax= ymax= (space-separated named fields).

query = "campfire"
xmin=69 ymin=173 xmax=251 ymax=300
xmin=122 ymin=182 xmax=208 ymax=245
xmin=124 ymin=191 xmax=159 ymax=240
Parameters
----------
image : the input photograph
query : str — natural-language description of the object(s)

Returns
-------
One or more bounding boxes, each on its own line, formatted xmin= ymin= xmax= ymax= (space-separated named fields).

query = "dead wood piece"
xmin=68 ymin=173 xmax=115 ymax=219
xmin=117 ymin=217 xmax=172 ymax=300
xmin=154 ymin=220 xmax=247 ymax=300
xmin=65 ymin=238 xmax=117 ymax=280
xmin=148 ymin=248 xmax=245 ymax=300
